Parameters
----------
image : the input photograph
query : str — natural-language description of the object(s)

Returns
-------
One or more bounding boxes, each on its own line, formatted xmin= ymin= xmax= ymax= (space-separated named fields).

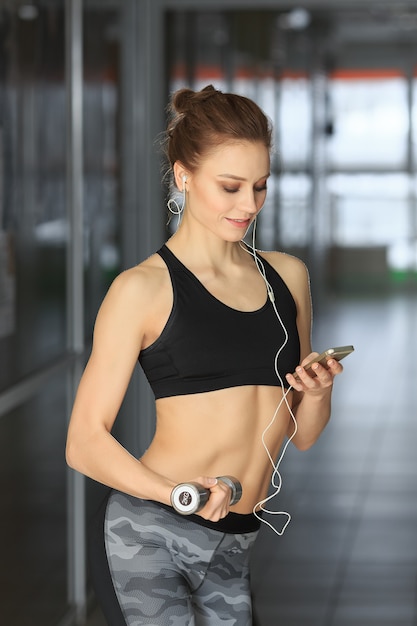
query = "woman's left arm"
xmin=286 ymin=356 xmax=343 ymax=450
xmin=270 ymin=252 xmax=343 ymax=450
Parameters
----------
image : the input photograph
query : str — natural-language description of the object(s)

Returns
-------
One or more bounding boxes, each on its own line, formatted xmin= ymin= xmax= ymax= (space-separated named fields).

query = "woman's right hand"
xmin=194 ymin=476 xmax=234 ymax=521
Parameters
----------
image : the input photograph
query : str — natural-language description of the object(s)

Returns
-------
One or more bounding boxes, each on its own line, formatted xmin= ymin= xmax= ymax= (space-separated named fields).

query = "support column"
xmin=65 ymin=0 xmax=86 ymax=622
xmin=119 ymin=0 xmax=166 ymax=458
xmin=309 ymin=44 xmax=329 ymax=305
xmin=406 ymin=64 xmax=417 ymax=283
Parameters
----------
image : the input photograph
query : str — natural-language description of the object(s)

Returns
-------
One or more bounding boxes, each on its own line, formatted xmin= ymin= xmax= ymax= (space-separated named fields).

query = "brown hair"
xmin=164 ymin=85 xmax=272 ymax=180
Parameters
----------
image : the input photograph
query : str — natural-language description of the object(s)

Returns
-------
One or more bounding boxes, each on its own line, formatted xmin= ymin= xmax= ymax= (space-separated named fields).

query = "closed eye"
xmin=223 ymin=185 xmax=267 ymax=194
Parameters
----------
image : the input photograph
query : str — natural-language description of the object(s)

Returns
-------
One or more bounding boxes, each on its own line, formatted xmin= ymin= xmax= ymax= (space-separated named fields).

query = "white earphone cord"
xmin=240 ymin=220 xmax=297 ymax=536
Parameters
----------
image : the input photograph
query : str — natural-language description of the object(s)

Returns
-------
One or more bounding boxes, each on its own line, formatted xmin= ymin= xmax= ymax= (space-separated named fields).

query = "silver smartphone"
xmin=294 ymin=345 xmax=354 ymax=379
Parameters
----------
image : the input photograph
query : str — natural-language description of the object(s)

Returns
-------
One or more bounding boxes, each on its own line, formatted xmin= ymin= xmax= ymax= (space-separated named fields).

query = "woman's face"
xmin=184 ymin=140 xmax=270 ymax=241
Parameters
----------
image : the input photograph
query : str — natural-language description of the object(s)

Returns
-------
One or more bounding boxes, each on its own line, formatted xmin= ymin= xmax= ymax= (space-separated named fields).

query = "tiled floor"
xmin=85 ymin=292 xmax=417 ymax=625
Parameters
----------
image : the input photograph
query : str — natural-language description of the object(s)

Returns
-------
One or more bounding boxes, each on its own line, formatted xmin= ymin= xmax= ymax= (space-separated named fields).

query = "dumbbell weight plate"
xmin=170 ymin=482 xmax=209 ymax=515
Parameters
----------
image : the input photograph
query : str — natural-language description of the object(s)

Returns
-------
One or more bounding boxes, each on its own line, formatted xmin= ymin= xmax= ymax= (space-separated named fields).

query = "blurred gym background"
xmin=0 ymin=1 xmax=416 ymax=624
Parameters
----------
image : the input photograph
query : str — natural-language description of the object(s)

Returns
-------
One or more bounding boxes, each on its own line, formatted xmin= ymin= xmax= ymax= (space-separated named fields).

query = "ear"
xmin=173 ymin=162 xmax=189 ymax=191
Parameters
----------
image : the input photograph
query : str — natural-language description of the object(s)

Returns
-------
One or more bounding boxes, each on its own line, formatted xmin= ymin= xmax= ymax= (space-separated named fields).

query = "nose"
xmin=240 ymin=190 xmax=259 ymax=215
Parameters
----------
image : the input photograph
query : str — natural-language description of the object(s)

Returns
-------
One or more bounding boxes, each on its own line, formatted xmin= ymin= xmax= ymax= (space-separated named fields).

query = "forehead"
xmin=199 ymin=141 xmax=270 ymax=177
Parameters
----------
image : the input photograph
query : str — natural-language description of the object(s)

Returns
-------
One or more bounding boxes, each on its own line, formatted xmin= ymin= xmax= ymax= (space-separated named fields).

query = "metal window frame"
xmin=65 ymin=0 xmax=86 ymax=622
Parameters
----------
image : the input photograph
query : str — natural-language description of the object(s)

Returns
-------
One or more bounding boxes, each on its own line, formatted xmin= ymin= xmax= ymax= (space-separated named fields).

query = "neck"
xmin=168 ymin=230 xmax=249 ymax=269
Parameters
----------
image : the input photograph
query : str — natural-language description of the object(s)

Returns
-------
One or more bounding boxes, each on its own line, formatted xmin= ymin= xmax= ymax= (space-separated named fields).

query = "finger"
xmin=311 ymin=363 xmax=333 ymax=385
xmin=199 ymin=491 xmax=229 ymax=521
xmin=300 ymin=352 xmax=319 ymax=368
xmin=291 ymin=365 xmax=318 ymax=388
xmin=287 ymin=365 xmax=325 ymax=391
xmin=312 ymin=360 xmax=341 ymax=384
xmin=198 ymin=476 xmax=218 ymax=489
xmin=285 ymin=370 xmax=304 ymax=390
xmin=326 ymin=359 xmax=344 ymax=376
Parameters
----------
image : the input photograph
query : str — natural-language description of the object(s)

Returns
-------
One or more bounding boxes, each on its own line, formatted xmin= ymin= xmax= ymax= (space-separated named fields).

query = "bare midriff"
xmin=140 ymin=384 xmax=294 ymax=514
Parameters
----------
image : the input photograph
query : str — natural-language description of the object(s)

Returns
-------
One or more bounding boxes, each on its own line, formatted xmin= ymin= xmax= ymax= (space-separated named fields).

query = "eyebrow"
xmin=218 ymin=173 xmax=270 ymax=181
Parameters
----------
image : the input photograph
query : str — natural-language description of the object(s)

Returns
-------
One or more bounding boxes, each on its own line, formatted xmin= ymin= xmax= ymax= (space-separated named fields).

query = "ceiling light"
xmin=279 ymin=8 xmax=311 ymax=31
xmin=18 ymin=4 xmax=39 ymax=20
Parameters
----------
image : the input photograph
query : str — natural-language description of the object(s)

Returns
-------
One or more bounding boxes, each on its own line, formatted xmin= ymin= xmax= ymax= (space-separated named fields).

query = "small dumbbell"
xmin=217 ymin=475 xmax=243 ymax=506
xmin=170 ymin=476 xmax=242 ymax=515
xmin=170 ymin=482 xmax=209 ymax=515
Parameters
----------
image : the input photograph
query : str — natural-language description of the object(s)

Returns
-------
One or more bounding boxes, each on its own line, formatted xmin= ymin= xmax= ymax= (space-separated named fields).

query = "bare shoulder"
xmin=260 ymin=250 xmax=312 ymax=350
xmin=109 ymin=252 xmax=167 ymax=301
xmin=96 ymin=251 xmax=170 ymax=331
xmin=257 ymin=250 xmax=311 ymax=319
xmin=260 ymin=250 xmax=309 ymax=290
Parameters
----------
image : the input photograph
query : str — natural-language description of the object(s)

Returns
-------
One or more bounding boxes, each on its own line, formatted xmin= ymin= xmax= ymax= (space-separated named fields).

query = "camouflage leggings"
xmin=104 ymin=490 xmax=259 ymax=626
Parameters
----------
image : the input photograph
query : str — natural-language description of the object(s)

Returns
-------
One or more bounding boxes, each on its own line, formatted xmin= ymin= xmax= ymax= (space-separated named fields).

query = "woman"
xmin=66 ymin=85 xmax=343 ymax=626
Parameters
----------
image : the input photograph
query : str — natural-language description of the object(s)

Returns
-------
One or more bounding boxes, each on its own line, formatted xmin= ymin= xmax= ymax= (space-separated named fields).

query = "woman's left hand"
xmin=285 ymin=352 xmax=343 ymax=394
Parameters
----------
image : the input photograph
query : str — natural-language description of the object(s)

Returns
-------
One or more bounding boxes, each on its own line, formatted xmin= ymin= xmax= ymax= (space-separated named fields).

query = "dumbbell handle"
xmin=217 ymin=475 xmax=243 ymax=507
xmin=170 ymin=476 xmax=242 ymax=515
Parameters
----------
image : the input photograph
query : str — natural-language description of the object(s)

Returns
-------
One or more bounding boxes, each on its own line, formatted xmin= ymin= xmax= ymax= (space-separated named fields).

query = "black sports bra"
xmin=139 ymin=245 xmax=300 ymax=399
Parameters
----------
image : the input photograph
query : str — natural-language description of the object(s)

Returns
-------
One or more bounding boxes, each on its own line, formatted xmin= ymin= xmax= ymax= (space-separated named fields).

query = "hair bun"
xmin=164 ymin=84 xmax=272 ymax=175
xmin=200 ymin=85 xmax=217 ymax=95
xmin=172 ymin=85 xmax=219 ymax=114
xmin=171 ymin=88 xmax=195 ymax=114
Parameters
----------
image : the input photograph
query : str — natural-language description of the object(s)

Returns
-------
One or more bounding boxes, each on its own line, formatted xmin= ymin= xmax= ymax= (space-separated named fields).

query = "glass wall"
xmin=327 ymin=70 xmax=408 ymax=169
xmin=0 ymin=2 xmax=121 ymax=390
xmin=326 ymin=70 xmax=416 ymax=289
xmin=0 ymin=4 xmax=67 ymax=392
xmin=0 ymin=2 xmax=122 ymax=624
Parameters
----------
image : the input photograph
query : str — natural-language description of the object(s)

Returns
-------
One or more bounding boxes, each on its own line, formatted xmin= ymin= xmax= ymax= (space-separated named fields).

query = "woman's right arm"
xmin=65 ymin=267 xmax=176 ymax=505
xmin=67 ymin=263 xmax=239 ymax=520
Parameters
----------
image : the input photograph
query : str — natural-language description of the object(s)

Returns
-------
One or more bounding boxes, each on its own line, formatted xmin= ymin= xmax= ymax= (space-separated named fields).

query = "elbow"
xmin=295 ymin=441 xmax=315 ymax=452
xmin=65 ymin=423 xmax=105 ymax=475
xmin=292 ymin=434 xmax=317 ymax=452
xmin=293 ymin=440 xmax=313 ymax=452
xmin=65 ymin=432 xmax=86 ymax=473
xmin=65 ymin=436 xmax=78 ymax=470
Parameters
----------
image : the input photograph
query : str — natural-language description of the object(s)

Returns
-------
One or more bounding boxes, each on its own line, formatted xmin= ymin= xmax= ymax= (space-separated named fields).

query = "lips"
xmin=226 ymin=218 xmax=251 ymax=228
